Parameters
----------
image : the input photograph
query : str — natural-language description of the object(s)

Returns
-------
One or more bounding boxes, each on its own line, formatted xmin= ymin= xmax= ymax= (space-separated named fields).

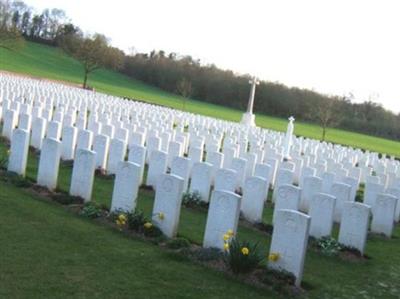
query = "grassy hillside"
xmin=0 ymin=41 xmax=399 ymax=157
xmin=1 ymin=139 xmax=400 ymax=298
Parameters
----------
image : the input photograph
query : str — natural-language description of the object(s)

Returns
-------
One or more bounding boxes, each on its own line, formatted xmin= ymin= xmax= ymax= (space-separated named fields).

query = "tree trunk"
xmin=322 ymin=126 xmax=326 ymax=141
xmin=83 ymin=70 xmax=88 ymax=89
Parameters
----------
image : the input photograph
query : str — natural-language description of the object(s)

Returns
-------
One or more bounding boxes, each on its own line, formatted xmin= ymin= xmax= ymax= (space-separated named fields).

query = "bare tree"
xmin=313 ymin=98 xmax=341 ymax=141
xmin=176 ymin=78 xmax=192 ymax=111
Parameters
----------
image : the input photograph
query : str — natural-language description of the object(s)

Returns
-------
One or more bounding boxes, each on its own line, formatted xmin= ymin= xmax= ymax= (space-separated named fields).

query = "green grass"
xmin=1 ymin=139 xmax=400 ymax=298
xmin=1 ymin=41 xmax=399 ymax=157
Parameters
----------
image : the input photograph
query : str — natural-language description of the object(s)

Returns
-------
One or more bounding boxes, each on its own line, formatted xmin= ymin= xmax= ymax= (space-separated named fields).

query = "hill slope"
xmin=0 ymin=41 xmax=399 ymax=156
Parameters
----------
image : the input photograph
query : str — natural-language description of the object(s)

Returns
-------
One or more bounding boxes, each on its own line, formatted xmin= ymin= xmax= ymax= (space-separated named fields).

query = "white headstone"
xmin=386 ymin=187 xmax=400 ymax=222
xmin=268 ymin=209 xmax=310 ymax=287
xmin=30 ymin=117 xmax=47 ymax=149
xmin=300 ymin=176 xmax=322 ymax=212
xmin=214 ymin=168 xmax=237 ymax=193
xmin=170 ymin=156 xmax=191 ymax=192
xmin=273 ymin=169 xmax=294 ymax=202
xmin=76 ymin=129 xmax=93 ymax=150
xmin=37 ymin=138 xmax=61 ymax=190
xmin=241 ymin=176 xmax=268 ymax=223
xmin=146 ymin=150 xmax=168 ymax=187
xmin=61 ymin=126 xmax=78 ymax=160
xmin=110 ymin=161 xmax=141 ymax=213
xmin=203 ymin=190 xmax=241 ymax=250
xmin=106 ymin=138 xmax=127 ymax=174
xmin=2 ymin=109 xmax=18 ymax=139
xmin=7 ymin=128 xmax=30 ymax=176
xmin=273 ymin=184 xmax=301 ymax=223
xmin=189 ymin=162 xmax=213 ymax=202
xmin=46 ymin=121 xmax=62 ymax=140
xmin=152 ymin=174 xmax=185 ymax=238
xmin=69 ymin=149 xmax=96 ymax=202
xmin=331 ymin=182 xmax=352 ymax=223
xmin=309 ymin=193 xmax=336 ymax=239
xmin=93 ymin=134 xmax=110 ymax=169
xmin=128 ymin=144 xmax=146 ymax=185
xmin=370 ymin=193 xmax=397 ymax=237
xmin=338 ymin=202 xmax=370 ymax=254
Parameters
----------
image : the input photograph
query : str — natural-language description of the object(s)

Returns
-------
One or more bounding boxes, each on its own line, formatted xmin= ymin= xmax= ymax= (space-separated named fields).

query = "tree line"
xmin=1 ymin=0 xmax=399 ymax=141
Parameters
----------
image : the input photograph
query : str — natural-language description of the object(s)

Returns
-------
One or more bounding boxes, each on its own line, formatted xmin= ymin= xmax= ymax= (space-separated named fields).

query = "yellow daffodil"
xmin=118 ymin=214 xmax=127 ymax=222
xmin=144 ymin=222 xmax=153 ymax=229
xmin=268 ymin=252 xmax=280 ymax=262
xmin=223 ymin=243 xmax=229 ymax=251
xmin=227 ymin=229 xmax=234 ymax=236
xmin=241 ymin=247 xmax=249 ymax=255
xmin=223 ymin=234 xmax=230 ymax=241
xmin=116 ymin=219 xmax=125 ymax=226
xmin=158 ymin=212 xmax=165 ymax=220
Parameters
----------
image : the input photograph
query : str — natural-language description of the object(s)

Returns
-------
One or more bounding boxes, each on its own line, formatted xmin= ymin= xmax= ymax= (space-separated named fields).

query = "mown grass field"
xmin=0 ymin=42 xmax=399 ymax=157
xmin=0 ymin=139 xmax=399 ymax=298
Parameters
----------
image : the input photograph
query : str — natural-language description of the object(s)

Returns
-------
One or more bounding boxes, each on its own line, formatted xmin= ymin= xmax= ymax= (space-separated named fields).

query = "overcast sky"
xmin=26 ymin=0 xmax=400 ymax=113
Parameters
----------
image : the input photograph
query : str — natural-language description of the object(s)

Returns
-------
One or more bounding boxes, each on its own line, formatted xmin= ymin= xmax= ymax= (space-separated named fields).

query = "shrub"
xmin=166 ymin=237 xmax=191 ymax=249
xmin=224 ymin=238 xmax=263 ymax=274
xmin=0 ymin=156 xmax=8 ymax=170
xmin=317 ymin=237 xmax=343 ymax=256
xmin=182 ymin=191 xmax=207 ymax=208
xmin=127 ymin=210 xmax=148 ymax=231
xmin=142 ymin=222 xmax=163 ymax=238
xmin=80 ymin=203 xmax=103 ymax=219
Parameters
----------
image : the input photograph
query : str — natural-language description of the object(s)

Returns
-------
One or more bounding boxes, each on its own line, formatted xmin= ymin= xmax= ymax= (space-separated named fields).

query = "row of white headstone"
xmin=1 ymin=73 xmax=400 ymax=287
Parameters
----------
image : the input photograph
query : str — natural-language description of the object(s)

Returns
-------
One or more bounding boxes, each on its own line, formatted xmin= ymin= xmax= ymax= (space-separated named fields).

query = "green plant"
xmin=182 ymin=191 xmax=207 ymax=208
xmin=127 ymin=210 xmax=148 ymax=231
xmin=317 ymin=237 xmax=343 ymax=256
xmin=166 ymin=237 xmax=191 ymax=249
xmin=0 ymin=156 xmax=8 ymax=170
xmin=142 ymin=222 xmax=163 ymax=238
xmin=80 ymin=203 xmax=103 ymax=219
xmin=224 ymin=238 xmax=264 ymax=274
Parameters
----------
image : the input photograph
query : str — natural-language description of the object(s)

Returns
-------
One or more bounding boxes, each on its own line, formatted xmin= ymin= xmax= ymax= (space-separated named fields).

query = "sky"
xmin=25 ymin=0 xmax=400 ymax=113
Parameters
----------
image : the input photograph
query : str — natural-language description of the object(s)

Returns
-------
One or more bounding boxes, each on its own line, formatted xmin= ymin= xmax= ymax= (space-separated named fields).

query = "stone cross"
xmin=283 ymin=116 xmax=295 ymax=159
xmin=246 ymin=77 xmax=260 ymax=114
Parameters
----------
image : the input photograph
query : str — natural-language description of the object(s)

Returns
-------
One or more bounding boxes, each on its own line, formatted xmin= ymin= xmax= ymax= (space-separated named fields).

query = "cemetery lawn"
xmin=1 ymin=140 xmax=400 ymax=298
xmin=1 ymin=42 xmax=400 ymax=157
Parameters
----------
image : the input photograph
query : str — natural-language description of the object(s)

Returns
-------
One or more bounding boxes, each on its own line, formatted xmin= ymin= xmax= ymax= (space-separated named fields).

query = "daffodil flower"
xmin=241 ymin=247 xmax=249 ymax=255
xmin=144 ymin=222 xmax=153 ymax=229
xmin=158 ymin=212 xmax=165 ymax=220
xmin=223 ymin=243 xmax=229 ymax=251
xmin=268 ymin=252 xmax=280 ymax=262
